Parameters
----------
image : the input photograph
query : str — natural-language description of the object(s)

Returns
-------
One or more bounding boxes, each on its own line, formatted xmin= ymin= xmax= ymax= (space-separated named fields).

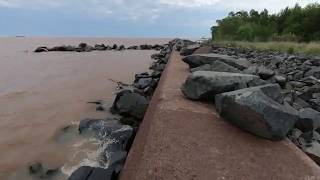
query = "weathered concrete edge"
xmin=120 ymin=50 xmax=320 ymax=179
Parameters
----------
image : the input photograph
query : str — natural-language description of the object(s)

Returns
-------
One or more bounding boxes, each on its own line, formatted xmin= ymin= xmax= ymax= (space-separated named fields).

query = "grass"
xmin=213 ymin=41 xmax=320 ymax=56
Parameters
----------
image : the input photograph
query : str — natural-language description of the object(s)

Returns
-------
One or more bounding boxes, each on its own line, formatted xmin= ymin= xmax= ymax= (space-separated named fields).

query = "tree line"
xmin=212 ymin=3 xmax=320 ymax=42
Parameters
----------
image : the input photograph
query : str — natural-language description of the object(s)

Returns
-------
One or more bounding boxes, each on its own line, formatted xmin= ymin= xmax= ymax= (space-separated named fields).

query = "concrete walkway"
xmin=120 ymin=50 xmax=320 ymax=180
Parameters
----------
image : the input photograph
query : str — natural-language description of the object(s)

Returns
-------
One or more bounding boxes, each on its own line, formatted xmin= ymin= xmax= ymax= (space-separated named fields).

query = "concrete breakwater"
xmin=120 ymin=41 xmax=320 ymax=179
xmin=28 ymin=40 xmax=182 ymax=180
xmin=30 ymin=39 xmax=320 ymax=179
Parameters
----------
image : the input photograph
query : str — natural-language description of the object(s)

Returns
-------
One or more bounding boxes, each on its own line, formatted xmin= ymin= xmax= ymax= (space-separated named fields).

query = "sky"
xmin=0 ymin=0 xmax=319 ymax=38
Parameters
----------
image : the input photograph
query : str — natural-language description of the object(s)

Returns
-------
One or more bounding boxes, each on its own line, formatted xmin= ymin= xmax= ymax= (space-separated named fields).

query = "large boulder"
xmin=110 ymin=90 xmax=149 ymax=119
xmin=215 ymin=84 xmax=299 ymax=140
xmin=183 ymin=53 xmax=251 ymax=70
xmin=190 ymin=61 xmax=241 ymax=73
xmin=181 ymin=71 xmax=265 ymax=100
xmin=296 ymin=108 xmax=320 ymax=132
xmin=180 ymin=44 xmax=201 ymax=56
xmin=69 ymin=166 xmax=117 ymax=180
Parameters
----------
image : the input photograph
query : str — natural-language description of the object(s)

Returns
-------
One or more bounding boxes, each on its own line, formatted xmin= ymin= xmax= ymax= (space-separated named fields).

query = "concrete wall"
xmin=120 ymin=50 xmax=320 ymax=180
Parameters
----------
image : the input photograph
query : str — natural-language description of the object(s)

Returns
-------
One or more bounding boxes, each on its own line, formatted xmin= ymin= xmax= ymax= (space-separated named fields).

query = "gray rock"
xmin=183 ymin=53 xmax=251 ymax=70
xmin=304 ymin=141 xmax=320 ymax=165
xmin=300 ymin=76 xmax=320 ymax=86
xmin=181 ymin=71 xmax=265 ymax=101
xmin=110 ymin=90 xmax=149 ymax=119
xmin=34 ymin=46 xmax=49 ymax=53
xmin=305 ymin=67 xmax=320 ymax=79
xmin=134 ymin=77 xmax=156 ymax=90
xmin=273 ymin=75 xmax=287 ymax=87
xmin=180 ymin=44 xmax=201 ymax=56
xmin=296 ymin=108 xmax=320 ymax=132
xmin=190 ymin=61 xmax=241 ymax=73
xmin=69 ymin=166 xmax=116 ymax=180
xmin=257 ymin=66 xmax=275 ymax=80
xmin=215 ymin=84 xmax=299 ymax=140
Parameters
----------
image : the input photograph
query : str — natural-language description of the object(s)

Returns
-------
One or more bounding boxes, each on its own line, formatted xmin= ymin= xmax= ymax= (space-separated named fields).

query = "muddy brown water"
xmin=0 ymin=37 xmax=170 ymax=179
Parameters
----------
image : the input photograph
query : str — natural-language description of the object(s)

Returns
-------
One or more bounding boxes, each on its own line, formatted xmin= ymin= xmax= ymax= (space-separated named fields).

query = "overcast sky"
xmin=0 ymin=0 xmax=318 ymax=37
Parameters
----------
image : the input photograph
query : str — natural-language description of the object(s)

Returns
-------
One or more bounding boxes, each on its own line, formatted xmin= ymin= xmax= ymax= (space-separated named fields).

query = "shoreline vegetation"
xmin=211 ymin=3 xmax=320 ymax=56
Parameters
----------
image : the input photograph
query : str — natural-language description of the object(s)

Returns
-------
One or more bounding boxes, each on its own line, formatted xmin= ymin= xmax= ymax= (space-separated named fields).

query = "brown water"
xmin=0 ymin=37 xmax=170 ymax=179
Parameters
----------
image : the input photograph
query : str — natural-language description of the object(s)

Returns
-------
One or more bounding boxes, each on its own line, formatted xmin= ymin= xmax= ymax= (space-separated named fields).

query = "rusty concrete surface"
xmin=120 ymin=50 xmax=320 ymax=180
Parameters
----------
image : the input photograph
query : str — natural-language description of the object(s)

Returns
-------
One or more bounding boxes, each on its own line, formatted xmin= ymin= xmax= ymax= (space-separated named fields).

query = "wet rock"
xmin=110 ymin=90 xmax=149 ymax=119
xmin=151 ymin=71 xmax=162 ymax=79
xmin=180 ymin=44 xmax=201 ymax=56
xmin=94 ymin=44 xmax=107 ymax=51
xmin=96 ymin=105 xmax=105 ymax=111
xmin=127 ymin=45 xmax=138 ymax=50
xmin=215 ymin=84 xmax=299 ymax=140
xmin=112 ymin=44 xmax=118 ymax=50
xmin=34 ymin=46 xmax=49 ymax=53
xmin=150 ymin=62 xmax=166 ymax=72
xmin=134 ymin=72 xmax=151 ymax=80
xmin=117 ymin=45 xmax=126 ymax=51
xmin=183 ymin=53 xmax=251 ymax=70
xmin=50 ymin=45 xmax=76 ymax=52
xmin=181 ymin=71 xmax=265 ymax=101
xmin=140 ymin=44 xmax=153 ymax=50
xmin=135 ymin=77 xmax=157 ymax=90
xmin=120 ymin=116 xmax=140 ymax=127
xmin=29 ymin=163 xmax=42 ymax=174
xmin=190 ymin=61 xmax=241 ymax=73
xmin=29 ymin=162 xmax=60 ymax=179
xmin=78 ymin=119 xmax=133 ymax=141
xmin=296 ymin=108 xmax=320 ymax=132
xmin=69 ymin=166 xmax=117 ymax=180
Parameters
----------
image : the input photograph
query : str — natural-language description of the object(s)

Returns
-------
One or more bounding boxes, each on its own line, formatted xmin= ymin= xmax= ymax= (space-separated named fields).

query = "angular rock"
xmin=134 ymin=77 xmax=156 ymax=89
xmin=180 ymin=44 xmax=201 ymax=56
xmin=183 ymin=53 xmax=251 ymax=70
xmin=296 ymin=108 xmax=320 ymax=132
xmin=175 ymin=39 xmax=195 ymax=51
xmin=94 ymin=44 xmax=107 ymax=51
xmin=215 ymin=84 xmax=299 ymax=140
xmin=69 ymin=166 xmax=117 ymax=180
xmin=257 ymin=66 xmax=275 ymax=80
xmin=273 ymin=75 xmax=287 ymax=87
xmin=190 ymin=61 xmax=241 ymax=73
xmin=110 ymin=90 xmax=149 ymax=119
xmin=181 ymin=71 xmax=265 ymax=100
xmin=305 ymin=67 xmax=320 ymax=79
xmin=34 ymin=46 xmax=49 ymax=53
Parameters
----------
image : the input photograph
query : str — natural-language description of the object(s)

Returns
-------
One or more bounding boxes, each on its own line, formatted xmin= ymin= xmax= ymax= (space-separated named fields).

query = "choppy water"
xmin=0 ymin=37 xmax=170 ymax=179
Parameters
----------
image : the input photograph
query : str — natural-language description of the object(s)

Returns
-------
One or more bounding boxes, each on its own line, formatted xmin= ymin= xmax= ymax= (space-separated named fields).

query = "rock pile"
xmin=34 ymin=43 xmax=166 ymax=53
xmin=179 ymin=43 xmax=320 ymax=164
xmin=67 ymin=39 xmax=183 ymax=180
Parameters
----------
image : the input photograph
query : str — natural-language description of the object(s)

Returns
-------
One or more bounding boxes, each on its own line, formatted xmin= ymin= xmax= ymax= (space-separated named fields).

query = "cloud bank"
xmin=0 ymin=0 xmax=318 ymax=37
